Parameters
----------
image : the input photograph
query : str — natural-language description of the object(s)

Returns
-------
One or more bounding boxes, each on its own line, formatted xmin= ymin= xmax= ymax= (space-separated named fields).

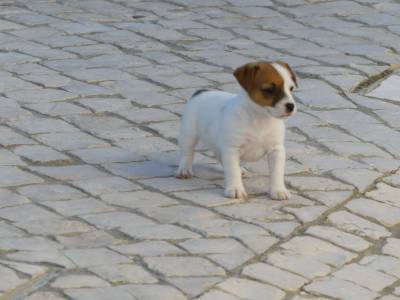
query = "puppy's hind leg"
xmin=176 ymin=117 xmax=198 ymax=179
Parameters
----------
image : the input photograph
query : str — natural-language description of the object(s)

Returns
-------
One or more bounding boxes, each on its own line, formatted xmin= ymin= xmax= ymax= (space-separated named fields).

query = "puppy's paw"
xmin=269 ymin=186 xmax=291 ymax=200
xmin=175 ymin=167 xmax=193 ymax=179
xmin=225 ymin=185 xmax=248 ymax=199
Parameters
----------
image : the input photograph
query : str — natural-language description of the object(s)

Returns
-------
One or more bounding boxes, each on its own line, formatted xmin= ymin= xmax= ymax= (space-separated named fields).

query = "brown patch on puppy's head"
xmin=233 ymin=61 xmax=285 ymax=107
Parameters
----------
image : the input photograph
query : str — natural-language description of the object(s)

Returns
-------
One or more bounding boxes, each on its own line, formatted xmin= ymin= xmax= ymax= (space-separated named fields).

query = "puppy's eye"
xmin=261 ymin=86 xmax=275 ymax=95
xmin=290 ymin=86 xmax=294 ymax=91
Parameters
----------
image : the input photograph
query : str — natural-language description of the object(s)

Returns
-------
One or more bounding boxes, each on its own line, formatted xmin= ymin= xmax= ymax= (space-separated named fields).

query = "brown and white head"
xmin=234 ymin=61 xmax=298 ymax=118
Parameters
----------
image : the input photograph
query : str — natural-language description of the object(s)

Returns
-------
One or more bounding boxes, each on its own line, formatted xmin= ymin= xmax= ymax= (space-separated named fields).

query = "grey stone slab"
xmin=17 ymin=184 xmax=85 ymax=202
xmin=346 ymin=198 xmax=400 ymax=227
xmin=15 ymin=218 xmax=94 ymax=236
xmin=100 ymin=190 xmax=178 ymax=209
xmin=327 ymin=211 xmax=391 ymax=240
xmin=217 ymin=277 xmax=285 ymax=300
xmin=144 ymin=256 xmax=225 ymax=277
xmin=82 ymin=211 xmax=155 ymax=230
xmin=111 ymin=241 xmax=186 ymax=257
xmin=29 ymin=165 xmax=108 ymax=181
xmin=37 ymin=132 xmax=109 ymax=151
xmin=89 ymin=264 xmax=157 ymax=284
xmin=368 ymin=75 xmax=400 ymax=102
xmin=42 ymin=198 xmax=114 ymax=217
xmin=71 ymin=176 xmax=140 ymax=196
xmin=0 ymin=202 xmax=60 ymax=222
xmin=13 ymin=145 xmax=71 ymax=163
xmin=64 ymin=248 xmax=130 ymax=267
xmin=71 ymin=147 xmax=144 ymax=164
xmin=56 ymin=230 xmax=119 ymax=249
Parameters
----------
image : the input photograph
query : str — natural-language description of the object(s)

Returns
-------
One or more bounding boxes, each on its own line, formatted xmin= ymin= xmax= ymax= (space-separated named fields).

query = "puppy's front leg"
xmin=268 ymin=146 xmax=290 ymax=200
xmin=222 ymin=148 xmax=247 ymax=199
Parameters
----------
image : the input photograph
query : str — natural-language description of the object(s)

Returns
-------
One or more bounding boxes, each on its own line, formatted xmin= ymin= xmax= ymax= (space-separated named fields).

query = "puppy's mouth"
xmin=279 ymin=112 xmax=295 ymax=119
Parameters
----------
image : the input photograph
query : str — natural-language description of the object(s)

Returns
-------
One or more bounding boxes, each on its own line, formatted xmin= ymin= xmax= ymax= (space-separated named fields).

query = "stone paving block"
xmin=167 ymin=277 xmax=222 ymax=298
xmin=144 ymin=256 xmax=225 ymax=277
xmin=42 ymin=198 xmax=114 ymax=217
xmin=111 ymin=241 xmax=186 ymax=257
xmin=103 ymin=161 xmax=176 ymax=179
xmin=64 ymin=248 xmax=130 ymax=267
xmin=13 ymin=145 xmax=71 ymax=163
xmin=333 ymin=263 xmax=397 ymax=291
xmin=82 ymin=211 xmax=155 ymax=230
xmin=327 ymin=211 xmax=391 ymax=240
xmin=8 ymin=117 xmax=77 ymax=134
xmin=56 ymin=230 xmax=119 ymax=249
xmin=95 ymin=127 xmax=152 ymax=142
xmin=21 ymin=74 xmax=72 ymax=89
xmin=197 ymin=290 xmax=242 ymax=300
xmin=15 ymin=218 xmax=93 ymax=236
xmin=89 ymin=264 xmax=158 ymax=284
xmin=283 ymin=205 xmax=328 ymax=223
xmin=120 ymin=224 xmax=201 ymax=240
xmin=242 ymin=263 xmax=309 ymax=292
xmin=346 ymin=198 xmax=400 ymax=227
xmin=72 ymin=147 xmax=145 ymax=164
xmin=280 ymin=236 xmax=356 ymax=267
xmin=286 ymin=176 xmax=353 ymax=191
xmin=267 ymin=251 xmax=332 ymax=279
xmin=306 ymin=225 xmax=371 ymax=252
xmin=0 ymin=259 xmax=47 ymax=278
xmin=64 ymin=286 xmax=137 ymax=300
xmin=139 ymin=177 xmax=217 ymax=192
xmin=71 ymin=176 xmax=140 ymax=195
xmin=6 ymin=89 xmax=76 ymax=104
xmin=100 ymin=190 xmax=178 ymax=209
xmin=0 ymin=126 xmax=35 ymax=146
xmin=0 ymin=265 xmax=26 ymax=293
xmin=367 ymin=182 xmax=400 ymax=207
xmin=0 ymin=222 xmax=24 ymax=238
xmin=360 ymin=255 xmax=400 ymax=278
xmin=51 ymin=274 xmax=110 ymax=289
xmin=0 ymin=203 xmax=59 ymax=222
xmin=382 ymin=238 xmax=400 ymax=259
xmin=0 ymin=166 xmax=44 ymax=187
xmin=118 ymin=107 xmax=178 ymax=124
xmin=123 ymin=284 xmax=187 ymax=300
xmin=331 ymin=168 xmax=382 ymax=192
xmin=217 ymin=277 xmax=285 ymax=300
xmin=17 ymin=184 xmax=86 ymax=202
xmin=36 ymin=132 xmax=109 ymax=151
xmin=6 ymin=250 xmax=75 ymax=269
xmin=116 ymin=136 xmax=178 ymax=154
xmin=0 ymin=236 xmax=62 ymax=251
xmin=139 ymin=205 xmax=219 ymax=226
xmin=304 ymin=277 xmax=379 ymax=300
xmin=0 ymin=188 xmax=29 ymax=208
xmin=179 ymin=238 xmax=254 ymax=270
xmin=30 ymin=165 xmax=108 ymax=181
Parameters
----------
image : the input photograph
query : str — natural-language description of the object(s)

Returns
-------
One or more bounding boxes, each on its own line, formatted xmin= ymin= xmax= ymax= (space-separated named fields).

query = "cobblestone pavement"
xmin=0 ymin=0 xmax=400 ymax=299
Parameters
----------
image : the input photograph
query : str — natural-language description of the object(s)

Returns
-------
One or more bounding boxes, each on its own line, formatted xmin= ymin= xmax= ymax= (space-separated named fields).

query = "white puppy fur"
xmin=176 ymin=61 xmax=297 ymax=200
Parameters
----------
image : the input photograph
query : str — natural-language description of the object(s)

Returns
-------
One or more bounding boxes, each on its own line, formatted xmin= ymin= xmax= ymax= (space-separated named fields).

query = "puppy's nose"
xmin=285 ymin=103 xmax=295 ymax=113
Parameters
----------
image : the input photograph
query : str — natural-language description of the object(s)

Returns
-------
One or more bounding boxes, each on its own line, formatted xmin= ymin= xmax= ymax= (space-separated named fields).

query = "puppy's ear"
xmin=233 ymin=63 xmax=260 ymax=93
xmin=276 ymin=61 xmax=298 ymax=87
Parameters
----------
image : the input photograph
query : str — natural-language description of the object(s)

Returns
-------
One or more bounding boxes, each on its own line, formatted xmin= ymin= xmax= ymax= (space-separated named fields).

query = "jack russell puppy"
xmin=176 ymin=61 xmax=297 ymax=200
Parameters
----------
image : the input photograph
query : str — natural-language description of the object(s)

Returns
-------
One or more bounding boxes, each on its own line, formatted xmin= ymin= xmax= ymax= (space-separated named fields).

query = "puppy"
xmin=176 ymin=61 xmax=297 ymax=200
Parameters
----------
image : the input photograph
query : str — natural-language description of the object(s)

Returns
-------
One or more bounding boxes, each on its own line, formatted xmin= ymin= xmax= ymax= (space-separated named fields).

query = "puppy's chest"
xmin=239 ymin=129 xmax=278 ymax=161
